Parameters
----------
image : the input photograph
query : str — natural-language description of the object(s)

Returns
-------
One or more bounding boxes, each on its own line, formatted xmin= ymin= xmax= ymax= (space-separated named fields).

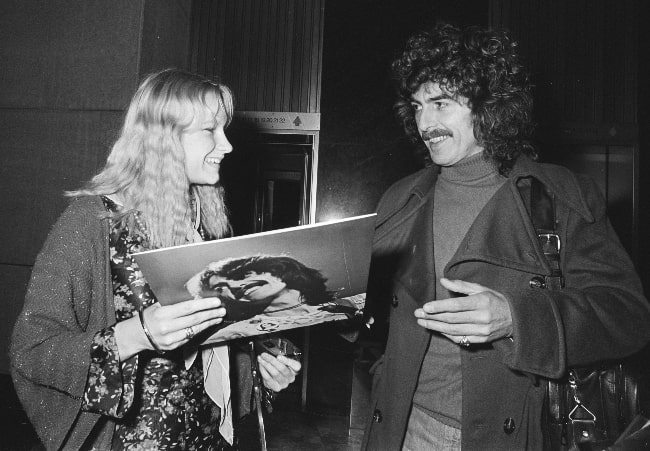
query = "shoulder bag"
xmin=519 ymin=177 xmax=646 ymax=451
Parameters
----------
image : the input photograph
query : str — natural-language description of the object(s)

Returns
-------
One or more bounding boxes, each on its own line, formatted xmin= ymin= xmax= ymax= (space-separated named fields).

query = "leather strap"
xmin=526 ymin=178 xmax=564 ymax=289
xmin=520 ymin=177 xmax=639 ymax=449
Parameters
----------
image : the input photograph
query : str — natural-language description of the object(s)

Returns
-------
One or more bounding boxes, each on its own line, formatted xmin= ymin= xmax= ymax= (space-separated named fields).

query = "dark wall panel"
xmin=140 ymin=1 xmax=194 ymax=76
xmin=490 ymin=0 xmax=638 ymax=130
xmin=0 ymin=109 xmax=122 ymax=265
xmin=0 ymin=0 xmax=144 ymax=110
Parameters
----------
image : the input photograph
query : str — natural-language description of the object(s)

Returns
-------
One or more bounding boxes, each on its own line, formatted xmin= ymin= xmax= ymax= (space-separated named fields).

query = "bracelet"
xmin=262 ymin=386 xmax=278 ymax=413
xmin=264 ymin=387 xmax=278 ymax=402
xmin=138 ymin=308 xmax=164 ymax=354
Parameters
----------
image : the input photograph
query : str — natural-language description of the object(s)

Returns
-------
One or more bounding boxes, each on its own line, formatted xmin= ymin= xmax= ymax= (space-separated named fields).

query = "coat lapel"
xmin=386 ymin=156 xmax=588 ymax=303
xmin=394 ymin=191 xmax=437 ymax=304
xmin=446 ymin=178 xmax=551 ymax=277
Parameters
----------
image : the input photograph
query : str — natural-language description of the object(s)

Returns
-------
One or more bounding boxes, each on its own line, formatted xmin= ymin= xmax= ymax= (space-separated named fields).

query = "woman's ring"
xmin=185 ymin=326 xmax=195 ymax=340
xmin=460 ymin=336 xmax=471 ymax=347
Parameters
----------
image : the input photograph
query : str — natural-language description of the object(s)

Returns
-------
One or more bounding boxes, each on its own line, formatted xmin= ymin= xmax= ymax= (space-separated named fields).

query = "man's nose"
xmin=417 ymin=106 xmax=439 ymax=131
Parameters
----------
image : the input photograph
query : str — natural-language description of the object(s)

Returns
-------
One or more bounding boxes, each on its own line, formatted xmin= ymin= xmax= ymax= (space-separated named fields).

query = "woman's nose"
xmin=215 ymin=132 xmax=233 ymax=155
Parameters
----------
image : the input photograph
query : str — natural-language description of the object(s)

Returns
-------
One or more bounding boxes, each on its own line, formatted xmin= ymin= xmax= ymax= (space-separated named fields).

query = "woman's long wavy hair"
xmin=67 ymin=68 xmax=233 ymax=248
xmin=392 ymin=23 xmax=537 ymax=174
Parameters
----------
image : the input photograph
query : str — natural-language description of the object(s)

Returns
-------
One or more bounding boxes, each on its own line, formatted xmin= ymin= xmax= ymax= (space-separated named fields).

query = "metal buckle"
xmin=568 ymin=371 xmax=597 ymax=422
xmin=539 ymin=233 xmax=561 ymax=252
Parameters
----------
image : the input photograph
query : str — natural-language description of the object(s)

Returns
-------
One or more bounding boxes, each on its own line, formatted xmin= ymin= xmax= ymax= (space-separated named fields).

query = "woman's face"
xmin=207 ymin=272 xmax=288 ymax=303
xmin=181 ymin=91 xmax=233 ymax=185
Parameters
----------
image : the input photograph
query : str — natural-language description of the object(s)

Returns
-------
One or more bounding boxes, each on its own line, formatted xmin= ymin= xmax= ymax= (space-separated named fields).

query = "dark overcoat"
xmin=361 ymin=156 xmax=650 ymax=450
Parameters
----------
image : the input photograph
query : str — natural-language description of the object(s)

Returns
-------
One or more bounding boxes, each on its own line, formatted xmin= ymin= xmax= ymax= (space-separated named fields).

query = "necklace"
xmin=190 ymin=190 xmax=206 ymax=241
xmin=109 ymin=192 xmax=205 ymax=243
xmin=132 ymin=211 xmax=151 ymax=242
xmin=132 ymin=210 xmax=205 ymax=243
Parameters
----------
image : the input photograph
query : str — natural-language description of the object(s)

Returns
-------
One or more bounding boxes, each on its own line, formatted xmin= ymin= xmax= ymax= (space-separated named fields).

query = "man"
xmin=361 ymin=23 xmax=650 ymax=450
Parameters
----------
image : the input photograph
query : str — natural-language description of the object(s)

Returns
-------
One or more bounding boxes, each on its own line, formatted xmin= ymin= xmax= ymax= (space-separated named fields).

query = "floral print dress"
xmin=81 ymin=197 xmax=230 ymax=450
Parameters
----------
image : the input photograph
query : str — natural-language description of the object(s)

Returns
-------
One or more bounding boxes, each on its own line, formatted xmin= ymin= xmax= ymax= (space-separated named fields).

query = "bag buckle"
xmin=539 ymin=233 xmax=561 ymax=253
xmin=567 ymin=371 xmax=597 ymax=443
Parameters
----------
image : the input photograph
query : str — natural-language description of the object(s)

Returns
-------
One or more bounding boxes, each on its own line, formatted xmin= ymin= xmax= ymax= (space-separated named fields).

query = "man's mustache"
xmin=230 ymin=280 xmax=267 ymax=299
xmin=422 ymin=129 xmax=451 ymax=141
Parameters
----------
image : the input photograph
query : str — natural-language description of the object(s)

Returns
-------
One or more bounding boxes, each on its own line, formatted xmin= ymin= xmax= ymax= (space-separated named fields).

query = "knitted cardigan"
xmin=10 ymin=196 xmax=252 ymax=450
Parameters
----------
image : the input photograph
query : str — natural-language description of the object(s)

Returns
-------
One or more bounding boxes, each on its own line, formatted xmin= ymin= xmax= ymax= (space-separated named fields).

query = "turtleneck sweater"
xmin=412 ymin=152 xmax=505 ymax=429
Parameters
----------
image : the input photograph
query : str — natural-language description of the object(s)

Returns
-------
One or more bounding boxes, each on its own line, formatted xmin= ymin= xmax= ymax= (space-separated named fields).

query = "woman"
xmin=10 ymin=69 xmax=300 ymax=450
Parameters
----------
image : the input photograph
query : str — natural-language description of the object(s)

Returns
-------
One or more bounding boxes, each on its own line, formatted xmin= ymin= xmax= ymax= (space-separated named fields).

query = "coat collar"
xmin=395 ymin=155 xmax=593 ymax=223
xmin=446 ymin=175 xmax=551 ymax=276
xmin=446 ymin=155 xmax=593 ymax=277
xmin=379 ymin=154 xmax=595 ymax=278
xmin=508 ymin=155 xmax=594 ymax=223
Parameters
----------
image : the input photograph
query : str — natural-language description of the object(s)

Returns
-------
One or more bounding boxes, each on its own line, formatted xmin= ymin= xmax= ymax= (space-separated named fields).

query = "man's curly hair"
xmin=392 ymin=23 xmax=537 ymax=174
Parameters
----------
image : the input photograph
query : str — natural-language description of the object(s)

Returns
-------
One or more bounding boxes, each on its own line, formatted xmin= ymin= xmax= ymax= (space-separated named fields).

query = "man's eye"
xmin=213 ymin=285 xmax=231 ymax=295
xmin=410 ymin=103 xmax=422 ymax=111
xmin=434 ymin=102 xmax=447 ymax=109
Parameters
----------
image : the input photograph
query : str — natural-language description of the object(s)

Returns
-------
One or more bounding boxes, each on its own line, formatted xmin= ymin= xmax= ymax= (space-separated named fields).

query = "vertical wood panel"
xmin=266 ymin=0 xmax=281 ymax=110
xmin=282 ymin=1 xmax=296 ymax=112
xmin=254 ymin=0 xmax=271 ymax=109
xmin=190 ymin=0 xmax=324 ymax=113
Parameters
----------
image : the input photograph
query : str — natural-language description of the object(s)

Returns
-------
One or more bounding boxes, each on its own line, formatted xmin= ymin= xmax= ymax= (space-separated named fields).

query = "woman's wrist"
xmin=114 ymin=314 xmax=156 ymax=360
xmin=138 ymin=309 xmax=165 ymax=354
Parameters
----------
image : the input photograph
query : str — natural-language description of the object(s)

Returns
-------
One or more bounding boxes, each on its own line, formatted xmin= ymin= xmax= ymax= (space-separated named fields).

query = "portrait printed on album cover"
xmin=185 ymin=254 xmax=363 ymax=342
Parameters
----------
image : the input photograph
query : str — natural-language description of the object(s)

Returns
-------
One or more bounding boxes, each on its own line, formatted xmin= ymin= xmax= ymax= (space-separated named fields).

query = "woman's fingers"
xmin=158 ymin=297 xmax=224 ymax=318
xmin=142 ymin=298 xmax=227 ymax=350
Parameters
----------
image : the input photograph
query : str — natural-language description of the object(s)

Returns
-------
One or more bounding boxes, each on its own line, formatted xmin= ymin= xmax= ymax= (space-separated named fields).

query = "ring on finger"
xmin=185 ymin=326 xmax=195 ymax=340
xmin=460 ymin=336 xmax=471 ymax=347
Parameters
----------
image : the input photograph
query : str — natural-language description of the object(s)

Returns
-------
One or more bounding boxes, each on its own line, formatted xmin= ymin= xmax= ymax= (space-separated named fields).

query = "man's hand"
xmin=258 ymin=353 xmax=301 ymax=392
xmin=414 ymin=278 xmax=513 ymax=345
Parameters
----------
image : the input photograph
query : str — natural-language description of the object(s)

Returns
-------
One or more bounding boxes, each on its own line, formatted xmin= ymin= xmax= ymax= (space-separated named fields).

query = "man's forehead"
xmin=412 ymin=81 xmax=455 ymax=98
xmin=412 ymin=81 xmax=469 ymax=105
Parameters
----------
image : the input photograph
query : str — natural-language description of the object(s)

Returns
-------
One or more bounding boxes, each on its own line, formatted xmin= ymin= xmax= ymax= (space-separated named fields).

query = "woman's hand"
xmin=115 ymin=298 xmax=226 ymax=360
xmin=257 ymin=353 xmax=301 ymax=392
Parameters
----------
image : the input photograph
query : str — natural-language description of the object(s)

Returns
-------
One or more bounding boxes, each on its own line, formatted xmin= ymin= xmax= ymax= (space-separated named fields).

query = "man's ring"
xmin=460 ymin=336 xmax=471 ymax=347
xmin=185 ymin=326 xmax=195 ymax=340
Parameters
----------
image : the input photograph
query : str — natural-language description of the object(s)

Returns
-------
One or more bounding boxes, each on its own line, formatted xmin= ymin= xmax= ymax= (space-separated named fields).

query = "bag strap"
xmin=520 ymin=178 xmax=573 ymax=446
xmin=522 ymin=178 xmax=642 ymax=448
xmin=526 ymin=178 xmax=564 ymax=289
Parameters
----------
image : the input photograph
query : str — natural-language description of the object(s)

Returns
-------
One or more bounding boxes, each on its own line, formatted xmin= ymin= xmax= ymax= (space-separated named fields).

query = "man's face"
xmin=410 ymin=82 xmax=483 ymax=166
xmin=207 ymin=272 xmax=287 ymax=303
